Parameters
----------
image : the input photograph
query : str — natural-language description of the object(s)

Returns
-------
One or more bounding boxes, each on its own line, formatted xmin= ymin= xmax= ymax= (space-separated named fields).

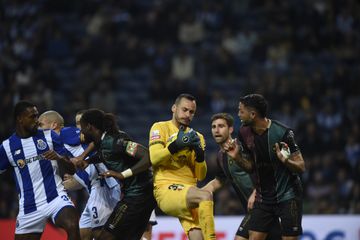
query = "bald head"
xmin=39 ymin=110 xmax=64 ymax=133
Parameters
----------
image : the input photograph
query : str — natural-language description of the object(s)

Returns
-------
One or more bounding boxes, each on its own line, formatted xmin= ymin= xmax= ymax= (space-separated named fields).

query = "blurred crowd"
xmin=0 ymin=0 xmax=360 ymax=218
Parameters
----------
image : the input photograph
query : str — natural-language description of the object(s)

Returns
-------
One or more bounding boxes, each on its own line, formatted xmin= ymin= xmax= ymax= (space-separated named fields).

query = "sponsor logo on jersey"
xmin=16 ymin=155 xmax=46 ymax=168
xmin=36 ymin=139 xmax=47 ymax=150
xmin=168 ymin=183 xmax=185 ymax=191
xmin=150 ymin=130 xmax=160 ymax=140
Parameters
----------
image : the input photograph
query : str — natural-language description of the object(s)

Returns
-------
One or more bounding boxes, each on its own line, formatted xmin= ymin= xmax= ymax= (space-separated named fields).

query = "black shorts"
xmin=104 ymin=192 xmax=157 ymax=240
xmin=248 ymin=198 xmax=303 ymax=237
xmin=236 ymin=212 xmax=251 ymax=238
xmin=236 ymin=211 xmax=282 ymax=240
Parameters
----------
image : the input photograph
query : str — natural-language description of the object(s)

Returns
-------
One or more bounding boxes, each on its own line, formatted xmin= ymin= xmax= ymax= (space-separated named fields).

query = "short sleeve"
xmin=149 ymin=123 xmax=166 ymax=147
xmin=112 ymin=131 xmax=132 ymax=155
xmin=60 ymin=127 xmax=81 ymax=146
xmin=283 ymin=130 xmax=300 ymax=153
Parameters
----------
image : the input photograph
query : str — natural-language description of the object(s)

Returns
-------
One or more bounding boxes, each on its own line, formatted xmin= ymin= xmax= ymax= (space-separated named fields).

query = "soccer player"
xmin=203 ymin=113 xmax=281 ymax=240
xmin=224 ymin=94 xmax=305 ymax=240
xmin=149 ymin=93 xmax=216 ymax=240
xmin=0 ymin=101 xmax=80 ymax=240
xmin=79 ymin=108 xmax=156 ymax=240
xmin=38 ymin=110 xmax=120 ymax=240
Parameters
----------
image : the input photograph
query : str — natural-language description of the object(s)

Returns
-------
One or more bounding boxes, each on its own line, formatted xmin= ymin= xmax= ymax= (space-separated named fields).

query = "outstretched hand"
xmin=222 ymin=138 xmax=240 ymax=159
xmin=99 ymin=170 xmax=123 ymax=180
xmin=70 ymin=156 xmax=89 ymax=170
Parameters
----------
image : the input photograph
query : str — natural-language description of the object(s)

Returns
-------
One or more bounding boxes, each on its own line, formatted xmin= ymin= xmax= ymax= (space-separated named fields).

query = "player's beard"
xmin=240 ymin=118 xmax=253 ymax=127
xmin=175 ymin=116 xmax=190 ymax=127
xmin=82 ymin=133 xmax=93 ymax=144
xmin=214 ymin=135 xmax=227 ymax=145
xmin=28 ymin=124 xmax=38 ymax=135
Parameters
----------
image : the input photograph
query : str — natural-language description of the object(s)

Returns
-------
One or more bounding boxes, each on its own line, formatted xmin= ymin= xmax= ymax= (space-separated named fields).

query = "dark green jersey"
xmin=99 ymin=131 xmax=153 ymax=197
xmin=215 ymin=151 xmax=254 ymax=211
xmin=238 ymin=120 xmax=303 ymax=204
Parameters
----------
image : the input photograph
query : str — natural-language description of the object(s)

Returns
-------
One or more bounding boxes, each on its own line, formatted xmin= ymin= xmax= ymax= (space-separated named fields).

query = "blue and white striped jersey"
xmin=0 ymin=129 xmax=67 ymax=215
xmin=60 ymin=127 xmax=118 ymax=194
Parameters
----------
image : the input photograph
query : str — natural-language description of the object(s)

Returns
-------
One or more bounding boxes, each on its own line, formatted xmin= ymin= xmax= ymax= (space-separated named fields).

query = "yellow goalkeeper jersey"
xmin=149 ymin=120 xmax=207 ymax=187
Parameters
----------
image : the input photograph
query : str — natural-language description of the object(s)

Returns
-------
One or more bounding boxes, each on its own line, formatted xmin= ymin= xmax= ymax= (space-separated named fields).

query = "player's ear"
xmin=51 ymin=122 xmax=57 ymax=130
xmin=171 ymin=104 xmax=176 ymax=113
xmin=251 ymin=111 xmax=256 ymax=119
xmin=229 ymin=126 xmax=234 ymax=134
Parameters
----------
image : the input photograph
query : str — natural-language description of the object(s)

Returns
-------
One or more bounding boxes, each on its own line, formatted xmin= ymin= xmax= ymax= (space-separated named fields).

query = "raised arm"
xmin=100 ymin=140 xmax=151 ymax=180
xmin=223 ymin=138 xmax=254 ymax=173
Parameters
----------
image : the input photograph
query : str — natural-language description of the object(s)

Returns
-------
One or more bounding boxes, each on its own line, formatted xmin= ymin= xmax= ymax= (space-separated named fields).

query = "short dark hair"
xmin=240 ymin=94 xmax=268 ymax=118
xmin=14 ymin=100 xmax=36 ymax=121
xmin=211 ymin=113 xmax=234 ymax=127
xmin=174 ymin=93 xmax=196 ymax=105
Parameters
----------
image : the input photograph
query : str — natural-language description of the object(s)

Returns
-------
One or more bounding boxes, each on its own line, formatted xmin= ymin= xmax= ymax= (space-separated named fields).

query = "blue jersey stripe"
xmin=34 ymin=131 xmax=58 ymax=203
xmin=75 ymin=170 xmax=91 ymax=193
xmin=9 ymin=135 xmax=37 ymax=214
xmin=13 ymin=170 xmax=21 ymax=199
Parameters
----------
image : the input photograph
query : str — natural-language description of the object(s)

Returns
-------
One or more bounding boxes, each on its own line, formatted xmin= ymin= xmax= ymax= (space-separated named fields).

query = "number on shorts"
xmin=92 ymin=207 xmax=98 ymax=219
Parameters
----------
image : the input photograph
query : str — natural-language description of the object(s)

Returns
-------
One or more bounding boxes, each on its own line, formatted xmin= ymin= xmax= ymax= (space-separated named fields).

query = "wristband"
xmin=121 ymin=168 xmax=133 ymax=178
xmin=280 ymin=148 xmax=290 ymax=162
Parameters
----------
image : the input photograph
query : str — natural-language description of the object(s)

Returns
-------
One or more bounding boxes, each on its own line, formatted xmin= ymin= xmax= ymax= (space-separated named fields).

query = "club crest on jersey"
xmin=17 ymin=159 xmax=26 ymax=168
xmin=36 ymin=139 xmax=47 ymax=150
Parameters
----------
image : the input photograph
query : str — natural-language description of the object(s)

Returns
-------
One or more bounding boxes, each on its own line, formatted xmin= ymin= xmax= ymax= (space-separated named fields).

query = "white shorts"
xmin=15 ymin=192 xmax=74 ymax=234
xmin=80 ymin=185 xmax=120 ymax=229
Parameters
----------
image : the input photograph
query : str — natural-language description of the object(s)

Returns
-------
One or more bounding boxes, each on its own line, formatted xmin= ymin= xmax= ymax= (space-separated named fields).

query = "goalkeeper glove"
xmin=168 ymin=126 xmax=198 ymax=154
xmin=189 ymin=131 xmax=205 ymax=162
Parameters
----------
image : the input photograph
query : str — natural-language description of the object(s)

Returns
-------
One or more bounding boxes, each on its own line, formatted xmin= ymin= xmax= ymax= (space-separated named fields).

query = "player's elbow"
xmin=298 ymin=161 xmax=306 ymax=173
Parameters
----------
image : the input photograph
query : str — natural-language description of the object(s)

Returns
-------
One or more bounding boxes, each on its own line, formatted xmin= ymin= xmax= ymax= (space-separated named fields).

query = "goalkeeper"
xmin=149 ymin=93 xmax=216 ymax=240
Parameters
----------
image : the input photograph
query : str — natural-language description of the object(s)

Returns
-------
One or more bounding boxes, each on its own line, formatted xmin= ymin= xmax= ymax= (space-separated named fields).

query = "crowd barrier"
xmin=0 ymin=215 xmax=359 ymax=240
